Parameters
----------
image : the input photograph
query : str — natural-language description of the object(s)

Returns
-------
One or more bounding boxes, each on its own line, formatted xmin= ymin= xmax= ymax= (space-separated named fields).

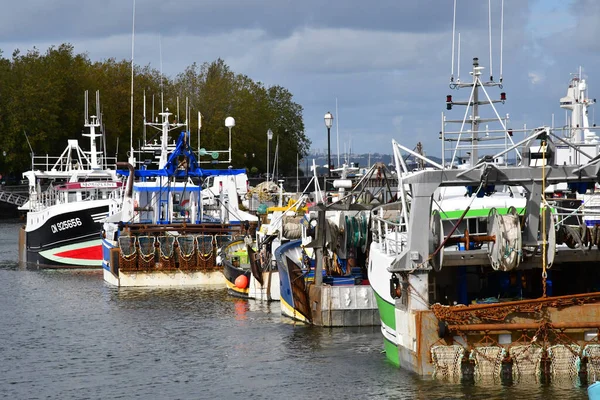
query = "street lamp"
xmin=324 ymin=111 xmax=334 ymax=178
xmin=225 ymin=116 xmax=235 ymax=164
xmin=267 ymin=129 xmax=273 ymax=182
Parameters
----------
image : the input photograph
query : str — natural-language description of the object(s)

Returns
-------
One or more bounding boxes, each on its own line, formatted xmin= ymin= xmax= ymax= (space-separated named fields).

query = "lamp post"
xmin=267 ymin=129 xmax=273 ymax=182
xmin=225 ymin=116 xmax=235 ymax=164
xmin=324 ymin=112 xmax=334 ymax=178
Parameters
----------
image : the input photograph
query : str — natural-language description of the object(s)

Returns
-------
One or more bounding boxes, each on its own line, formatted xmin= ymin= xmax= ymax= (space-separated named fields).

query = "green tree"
xmin=0 ymin=45 xmax=309 ymax=177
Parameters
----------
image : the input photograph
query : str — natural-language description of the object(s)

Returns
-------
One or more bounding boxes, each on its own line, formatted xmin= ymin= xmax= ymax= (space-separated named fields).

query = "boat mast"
xmin=128 ymin=0 xmax=136 ymax=166
xmin=83 ymin=90 xmax=102 ymax=170
xmin=471 ymin=58 xmax=480 ymax=165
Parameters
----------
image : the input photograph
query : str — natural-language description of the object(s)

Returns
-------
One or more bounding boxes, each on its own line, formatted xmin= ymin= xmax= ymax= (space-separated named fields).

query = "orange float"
xmin=234 ymin=274 xmax=248 ymax=289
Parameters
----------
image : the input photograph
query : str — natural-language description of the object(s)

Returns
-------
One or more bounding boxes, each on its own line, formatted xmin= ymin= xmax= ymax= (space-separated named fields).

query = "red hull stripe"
xmin=55 ymin=245 xmax=102 ymax=260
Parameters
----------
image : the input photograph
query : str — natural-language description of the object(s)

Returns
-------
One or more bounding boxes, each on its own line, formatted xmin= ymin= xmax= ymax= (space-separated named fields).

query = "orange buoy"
xmin=234 ymin=275 xmax=249 ymax=289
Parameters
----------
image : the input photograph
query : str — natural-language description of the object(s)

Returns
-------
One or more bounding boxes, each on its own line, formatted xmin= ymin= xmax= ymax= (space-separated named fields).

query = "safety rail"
xmin=28 ymin=183 xmax=124 ymax=212
xmin=31 ymin=154 xmax=118 ymax=172
xmin=370 ymin=203 xmax=408 ymax=256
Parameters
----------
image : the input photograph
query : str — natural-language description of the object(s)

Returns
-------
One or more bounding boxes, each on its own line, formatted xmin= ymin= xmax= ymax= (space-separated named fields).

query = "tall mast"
xmin=445 ymin=57 xmax=513 ymax=167
xmin=471 ymin=58 xmax=480 ymax=165
xmin=128 ymin=0 xmax=136 ymax=165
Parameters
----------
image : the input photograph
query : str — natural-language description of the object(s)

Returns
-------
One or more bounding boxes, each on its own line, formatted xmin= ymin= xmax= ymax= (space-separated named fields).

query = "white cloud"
xmin=528 ymin=71 xmax=544 ymax=85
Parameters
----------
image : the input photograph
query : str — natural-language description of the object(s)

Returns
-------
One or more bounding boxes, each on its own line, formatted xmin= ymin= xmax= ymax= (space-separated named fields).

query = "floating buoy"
xmin=235 ymin=275 xmax=248 ymax=289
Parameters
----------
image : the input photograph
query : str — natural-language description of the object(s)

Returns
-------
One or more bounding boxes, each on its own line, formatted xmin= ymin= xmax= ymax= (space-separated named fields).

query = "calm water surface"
xmin=0 ymin=220 xmax=589 ymax=399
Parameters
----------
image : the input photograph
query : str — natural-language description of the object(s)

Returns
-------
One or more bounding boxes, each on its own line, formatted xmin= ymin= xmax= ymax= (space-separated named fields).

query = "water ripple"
xmin=0 ymin=221 xmax=591 ymax=399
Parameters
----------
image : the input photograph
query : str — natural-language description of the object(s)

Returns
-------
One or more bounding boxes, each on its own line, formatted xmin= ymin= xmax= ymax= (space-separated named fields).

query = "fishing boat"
xmin=219 ymin=193 xmax=308 ymax=300
xmin=19 ymin=91 xmax=123 ymax=268
xmin=101 ymin=109 xmax=256 ymax=287
xmin=368 ymin=52 xmax=600 ymax=383
xmin=275 ymin=163 xmax=394 ymax=327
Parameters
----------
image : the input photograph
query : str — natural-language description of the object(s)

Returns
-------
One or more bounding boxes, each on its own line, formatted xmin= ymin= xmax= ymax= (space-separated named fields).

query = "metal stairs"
xmin=0 ymin=189 xmax=27 ymax=206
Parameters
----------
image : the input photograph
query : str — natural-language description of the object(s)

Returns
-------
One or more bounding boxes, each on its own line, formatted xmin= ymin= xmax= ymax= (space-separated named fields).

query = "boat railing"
xmin=29 ymin=183 xmax=124 ymax=212
xmin=32 ymin=154 xmax=118 ymax=172
xmin=371 ymin=203 xmax=408 ymax=256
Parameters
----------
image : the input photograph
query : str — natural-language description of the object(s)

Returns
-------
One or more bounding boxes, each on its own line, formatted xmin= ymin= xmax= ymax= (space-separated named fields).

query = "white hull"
xmin=316 ymin=285 xmax=380 ymax=327
xmin=248 ymin=271 xmax=280 ymax=301
xmin=103 ymin=268 xmax=226 ymax=287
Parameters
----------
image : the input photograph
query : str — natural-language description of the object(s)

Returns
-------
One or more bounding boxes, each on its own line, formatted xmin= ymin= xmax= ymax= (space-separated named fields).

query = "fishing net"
xmin=138 ymin=236 xmax=156 ymax=270
xmin=431 ymin=345 xmax=464 ymax=379
xmin=197 ymin=234 xmax=215 ymax=270
xmin=176 ymin=235 xmax=196 ymax=270
xmin=248 ymin=181 xmax=280 ymax=202
xmin=282 ymin=216 xmax=303 ymax=239
xmin=215 ymin=234 xmax=232 ymax=249
xmin=548 ymin=344 xmax=580 ymax=376
xmin=158 ymin=236 xmax=176 ymax=270
xmin=510 ymin=344 xmax=543 ymax=380
xmin=470 ymin=346 xmax=505 ymax=379
xmin=584 ymin=344 xmax=600 ymax=381
xmin=118 ymin=236 xmax=137 ymax=271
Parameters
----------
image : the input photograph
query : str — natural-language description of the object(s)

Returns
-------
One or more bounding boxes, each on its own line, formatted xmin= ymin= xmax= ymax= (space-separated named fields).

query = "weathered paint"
xmin=398 ymin=303 xmax=600 ymax=376
xmin=111 ymin=270 xmax=226 ymax=287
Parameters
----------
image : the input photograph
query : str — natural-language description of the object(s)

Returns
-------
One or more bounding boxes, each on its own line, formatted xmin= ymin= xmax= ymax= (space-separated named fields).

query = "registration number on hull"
xmin=51 ymin=218 xmax=83 ymax=233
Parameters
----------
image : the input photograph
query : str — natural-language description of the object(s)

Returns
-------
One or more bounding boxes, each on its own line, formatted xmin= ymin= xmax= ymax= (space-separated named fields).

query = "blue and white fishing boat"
xmin=274 ymin=163 xmax=392 ymax=326
xmin=101 ymin=109 xmax=255 ymax=287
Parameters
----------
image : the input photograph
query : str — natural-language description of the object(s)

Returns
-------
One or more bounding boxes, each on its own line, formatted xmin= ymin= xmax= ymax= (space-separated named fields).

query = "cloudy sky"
xmin=0 ymin=0 xmax=596 ymax=161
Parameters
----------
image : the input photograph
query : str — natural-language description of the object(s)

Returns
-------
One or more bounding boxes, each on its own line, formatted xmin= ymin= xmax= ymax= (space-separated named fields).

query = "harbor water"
xmin=0 ymin=220 xmax=590 ymax=399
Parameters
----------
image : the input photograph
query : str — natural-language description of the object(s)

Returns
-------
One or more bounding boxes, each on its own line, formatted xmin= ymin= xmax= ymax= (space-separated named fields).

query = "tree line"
xmin=0 ymin=44 xmax=309 ymax=177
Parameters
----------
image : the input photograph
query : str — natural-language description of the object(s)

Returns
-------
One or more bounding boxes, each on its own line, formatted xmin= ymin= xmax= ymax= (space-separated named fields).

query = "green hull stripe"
xmin=384 ymin=336 xmax=400 ymax=367
xmin=373 ymin=290 xmax=396 ymax=331
xmin=438 ymin=206 xmax=556 ymax=220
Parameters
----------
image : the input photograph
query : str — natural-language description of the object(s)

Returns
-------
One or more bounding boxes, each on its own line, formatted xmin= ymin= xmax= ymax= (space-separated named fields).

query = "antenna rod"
xmin=129 ymin=0 xmax=136 ymax=165
xmin=457 ymin=32 xmax=461 ymax=81
xmin=488 ymin=0 xmax=493 ymax=80
xmin=500 ymin=0 xmax=504 ymax=80
xmin=96 ymin=90 xmax=100 ymax=122
xmin=198 ymin=111 xmax=201 ymax=156
xmin=143 ymin=89 xmax=146 ymax=145
xmin=451 ymin=0 xmax=457 ymax=79
xmin=160 ymin=34 xmax=164 ymax=112
xmin=336 ymin=98 xmax=340 ymax=167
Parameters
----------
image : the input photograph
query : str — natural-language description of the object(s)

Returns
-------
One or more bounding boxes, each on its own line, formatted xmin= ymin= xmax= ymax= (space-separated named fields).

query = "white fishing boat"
xmin=368 ymin=7 xmax=600 ymax=381
xmin=19 ymin=91 xmax=123 ymax=268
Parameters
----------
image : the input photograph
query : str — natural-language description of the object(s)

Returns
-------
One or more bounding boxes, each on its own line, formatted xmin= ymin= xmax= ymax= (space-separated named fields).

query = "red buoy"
xmin=235 ymin=275 xmax=248 ymax=289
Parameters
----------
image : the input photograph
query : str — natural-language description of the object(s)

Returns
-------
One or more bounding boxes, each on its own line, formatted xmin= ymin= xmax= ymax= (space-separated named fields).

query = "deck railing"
xmin=370 ymin=203 xmax=408 ymax=256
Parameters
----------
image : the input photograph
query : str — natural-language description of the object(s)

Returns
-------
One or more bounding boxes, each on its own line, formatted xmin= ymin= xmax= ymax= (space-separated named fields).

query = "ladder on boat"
xmin=0 ymin=189 xmax=27 ymax=206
